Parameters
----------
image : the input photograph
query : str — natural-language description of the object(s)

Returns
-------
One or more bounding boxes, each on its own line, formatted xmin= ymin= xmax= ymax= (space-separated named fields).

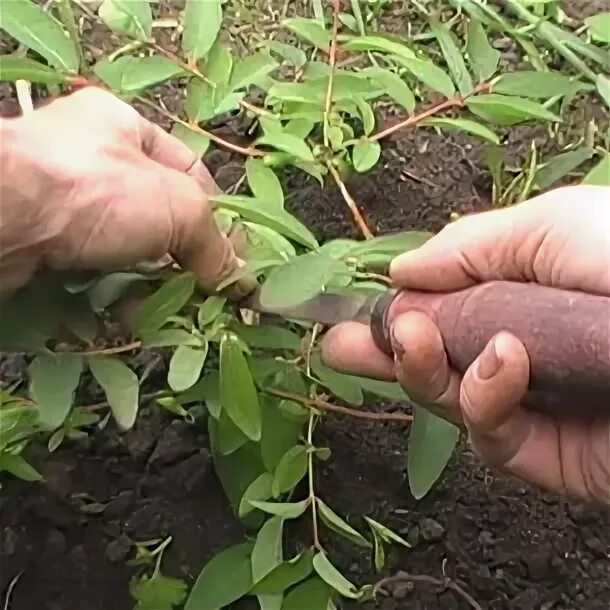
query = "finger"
xmin=391 ymin=311 xmax=462 ymax=424
xmin=321 ymin=322 xmax=395 ymax=380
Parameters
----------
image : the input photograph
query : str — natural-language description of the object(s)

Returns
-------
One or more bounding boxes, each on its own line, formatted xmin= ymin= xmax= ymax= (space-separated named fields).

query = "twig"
xmin=327 ymin=162 xmax=374 ymax=239
xmin=307 ymin=413 xmax=323 ymax=551
xmin=375 ymin=571 xmax=482 ymax=610
xmin=323 ymin=0 xmax=341 ymax=148
xmin=2 ymin=571 xmax=23 ymax=610
xmin=266 ymin=389 xmax=413 ymax=425
xmin=371 ymin=82 xmax=491 ymax=142
xmin=76 ymin=341 xmax=143 ymax=357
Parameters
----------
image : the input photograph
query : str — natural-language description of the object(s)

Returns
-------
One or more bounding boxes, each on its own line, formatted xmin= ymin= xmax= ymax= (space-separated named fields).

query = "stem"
xmin=350 ymin=0 xmax=366 ymax=36
xmin=267 ymin=389 xmax=413 ymax=425
xmin=76 ymin=341 xmax=142 ymax=357
xmin=307 ymin=412 xmax=323 ymax=551
xmin=323 ymin=1 xmax=341 ymax=148
xmin=56 ymin=0 xmax=84 ymax=70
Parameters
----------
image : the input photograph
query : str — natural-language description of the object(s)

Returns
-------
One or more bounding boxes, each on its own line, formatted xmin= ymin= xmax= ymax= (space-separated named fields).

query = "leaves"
xmin=252 ymin=516 xmax=284 ymax=583
xmin=220 ymin=335 xmax=262 ymax=441
xmin=88 ymin=272 xmax=147 ymax=310
xmin=352 ymin=138 xmax=381 ymax=173
xmin=585 ymin=12 xmax=610 ymax=44
xmin=198 ymin=296 xmax=226 ymax=328
xmin=89 ymin=357 xmax=139 ymax=431
xmin=212 ymin=195 xmax=318 ymax=249
xmin=168 ymin=344 xmax=208 ymax=392
xmin=466 ymin=94 xmax=561 ymax=125
xmin=0 ymin=0 xmax=79 ymax=71
xmin=246 ymin=158 xmax=284 ymax=209
xmin=493 ymin=71 xmax=580 ymax=99
xmin=230 ymin=52 xmax=279 ymax=91
xmin=284 ymin=17 xmax=331 ymax=52
xmin=392 ymin=56 xmax=456 ymax=98
xmin=99 ymin=0 xmax=152 ymax=41
xmin=364 ymin=68 xmax=415 ymax=113
xmin=343 ymin=35 xmax=416 ymax=61
xmin=534 ymin=148 xmax=595 ymax=190
xmin=134 ymin=273 xmax=195 ymax=336
xmin=249 ymin=499 xmax=310 ymax=519
xmin=0 ymin=55 xmax=67 ymax=84
xmin=596 ymin=74 xmax=610 ymax=110
xmin=282 ymin=577 xmax=331 ymax=610
xmin=239 ymin=473 xmax=274 ymax=518
xmin=260 ymin=252 xmax=347 ymax=309
xmin=313 ymin=552 xmax=360 ymax=599
xmin=421 ymin=117 xmax=500 ymax=144
xmin=0 ymin=453 xmax=42 ymax=482
xmin=407 ymin=406 xmax=460 ymax=499
xmin=582 ymin=152 xmax=610 ymax=186
xmin=29 ymin=353 xmax=83 ymax=430
xmin=354 ymin=96 xmax=376 ymax=135
xmin=130 ymin=573 xmax=187 ymax=610
xmin=251 ymin=549 xmax=315 ymax=595
xmin=311 ymin=356 xmax=364 ymax=406
xmin=182 ymin=0 xmax=222 ymax=61
xmin=233 ymin=325 xmax=301 ymax=350
xmin=94 ymin=55 xmax=184 ymax=93
xmin=364 ymin=516 xmax=411 ymax=548
xmin=317 ymin=499 xmax=370 ymax=547
xmin=272 ymin=445 xmax=308 ymax=497
xmin=467 ymin=19 xmax=500 ymax=82
xmin=185 ymin=543 xmax=254 ymax=610
xmin=170 ymin=124 xmax=211 ymax=156
xmin=257 ymin=133 xmax=315 ymax=163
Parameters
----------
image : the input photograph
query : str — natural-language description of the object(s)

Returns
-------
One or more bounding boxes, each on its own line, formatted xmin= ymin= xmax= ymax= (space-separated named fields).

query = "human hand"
xmin=322 ymin=186 xmax=610 ymax=504
xmin=0 ymin=87 xmax=253 ymax=299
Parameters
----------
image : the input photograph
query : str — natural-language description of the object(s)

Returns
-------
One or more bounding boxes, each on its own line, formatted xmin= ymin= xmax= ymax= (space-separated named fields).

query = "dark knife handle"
xmin=371 ymin=281 xmax=610 ymax=420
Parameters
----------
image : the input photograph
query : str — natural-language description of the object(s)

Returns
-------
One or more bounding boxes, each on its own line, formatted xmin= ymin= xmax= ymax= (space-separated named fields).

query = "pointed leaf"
xmin=284 ymin=17 xmax=331 ymax=52
xmin=311 ymin=356 xmax=364 ymax=406
xmin=582 ymin=152 xmax=610 ymax=186
xmin=253 ymin=516 xmax=284 ymax=583
xmin=421 ymin=117 xmax=500 ymax=144
xmin=209 ymin=411 xmax=249 ymax=455
xmin=408 ymin=406 xmax=459 ymax=499
xmin=282 ymin=577 xmax=331 ymax=610
xmin=265 ymin=40 xmax=307 ymax=69
xmin=257 ymin=133 xmax=315 ymax=163
xmin=141 ymin=329 xmax=201 ymax=348
xmin=168 ymin=344 xmax=208 ymax=392
xmin=89 ymin=357 xmax=139 ymax=431
xmin=354 ymin=96 xmax=376 ymax=135
xmin=430 ymin=16 xmax=473 ymax=96
xmin=185 ymin=543 xmax=254 ymax=610
xmin=182 ymin=0 xmax=222 ymax=61
xmin=467 ymin=19 xmax=500 ymax=81
xmin=185 ymin=78 xmax=216 ymax=122
xmin=493 ymin=71 xmax=580 ymax=99
xmin=251 ymin=549 xmax=314 ymax=595
xmin=352 ymin=138 xmax=381 ymax=173
xmin=0 ymin=55 xmax=67 ymax=84
xmin=88 ymin=272 xmax=147 ymax=310
xmin=220 ymin=335 xmax=261 ymax=441
xmin=0 ymin=0 xmax=79 ymax=71
xmin=363 ymin=67 xmax=415 ymax=113
xmin=596 ymin=74 xmax=610 ymax=110
xmin=272 ymin=445 xmax=308 ymax=497
xmin=0 ymin=453 xmax=42 ymax=482
xmin=260 ymin=398 xmax=303 ymax=471
xmin=99 ymin=0 xmax=152 ymax=41
xmin=317 ymin=499 xmax=370 ymax=547
xmin=197 ymin=296 xmax=226 ymax=328
xmin=94 ymin=55 xmax=184 ymax=93
xmin=312 ymin=553 xmax=360 ymax=599
xmin=249 ymin=499 xmax=310 ymax=519
xmin=29 ymin=353 xmax=83 ymax=430
xmin=364 ymin=516 xmax=411 ymax=547
xmin=534 ymin=148 xmax=595 ymax=190
xmin=466 ymin=94 xmax=561 ymax=125
xmin=239 ymin=473 xmax=274 ymax=518
xmin=130 ymin=573 xmax=187 ymax=610
xmin=343 ymin=35 xmax=416 ymax=61
xmin=585 ymin=13 xmax=610 ymax=44
xmin=372 ymin=528 xmax=386 ymax=572
xmin=392 ymin=56 xmax=455 ymax=98
xmin=246 ymin=158 xmax=284 ymax=209
xmin=170 ymin=124 xmax=210 ymax=156
xmin=230 ymin=52 xmax=279 ymax=91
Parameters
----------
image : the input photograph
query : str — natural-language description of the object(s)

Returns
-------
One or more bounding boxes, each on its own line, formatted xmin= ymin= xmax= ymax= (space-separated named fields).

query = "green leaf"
xmin=134 ymin=273 xmax=195 ymax=335
xmin=272 ymin=445 xmax=308 ymax=497
xmin=245 ymin=222 xmax=296 ymax=258
xmin=185 ymin=79 xmax=216 ymax=122
xmin=99 ymin=0 xmax=152 ymax=41
xmin=249 ymin=499 xmax=310 ymax=519
xmin=209 ymin=411 xmax=249 ymax=455
xmin=582 ymin=152 xmax=610 ymax=186
xmin=0 ymin=408 xmax=38 ymax=452
xmin=0 ymin=55 xmax=67 ymax=84
xmin=311 ymin=356 xmax=364 ymax=406
xmin=429 ymin=16 xmax=473 ymax=96
xmin=94 ymin=55 xmax=184 ymax=93
xmin=230 ymin=52 xmax=279 ymax=91
xmin=260 ymin=398 xmax=303 ymax=471
xmin=371 ymin=528 xmax=386 ymax=572
xmin=170 ymin=124 xmax=210 ymax=156
xmin=89 ymin=357 xmax=139 ymax=431
xmin=197 ymin=296 xmax=226 ymax=328
xmin=357 ymin=378 xmax=405 ymax=401
xmin=408 ymin=406 xmax=459 ymax=499
xmin=251 ymin=550 xmax=314 ymax=595
xmin=246 ymin=158 xmax=284 ymax=209
xmin=141 ymin=329 xmax=201 ymax=348
xmin=466 ymin=94 xmax=561 ymax=125
xmin=88 ymin=272 xmax=147 ymax=310
xmin=282 ymin=577 xmax=331 ymax=610
xmin=349 ymin=231 xmax=431 ymax=267
xmin=534 ymin=148 xmax=595 ymax=190
xmin=238 ymin=473 xmax=274 ymax=518
xmin=312 ymin=553 xmax=360 ymax=599
xmin=466 ymin=19 xmax=500 ymax=82
xmin=362 ymin=67 xmax=415 ymax=113
xmin=220 ymin=335 xmax=262 ymax=441
xmin=213 ymin=195 xmax=318 ymax=249
xmin=596 ymin=74 xmax=610 ymax=110
xmin=284 ymin=17 xmax=331 ymax=52
xmin=168 ymin=344 xmax=208 ymax=392
xmin=392 ymin=56 xmax=455 ymax=98
xmin=493 ymin=71 xmax=580 ymax=99
xmin=585 ymin=12 xmax=610 ymax=44
xmin=342 ymin=35 xmax=416 ymax=61
xmin=185 ymin=543 xmax=254 ymax=610
xmin=257 ymin=133 xmax=315 ymax=163
xmin=260 ymin=252 xmax=347 ymax=309
xmin=317 ymin=499 xmax=370 ymax=547
xmin=421 ymin=117 xmax=500 ymax=144
xmin=29 ymin=353 xmax=83 ymax=430
xmin=352 ymin=138 xmax=381 ymax=173
xmin=130 ymin=573 xmax=187 ymax=610
xmin=364 ymin=516 xmax=411 ymax=547
xmin=252 ymin=516 xmax=284 ymax=582
xmin=259 ymin=594 xmax=283 ymax=610
xmin=265 ymin=40 xmax=307 ymax=69
xmin=232 ymin=325 xmax=301 ymax=350
xmin=354 ymin=96 xmax=376 ymax=135
xmin=182 ymin=0 xmax=222 ymax=61
xmin=0 ymin=453 xmax=42 ymax=482
xmin=0 ymin=0 xmax=79 ymax=71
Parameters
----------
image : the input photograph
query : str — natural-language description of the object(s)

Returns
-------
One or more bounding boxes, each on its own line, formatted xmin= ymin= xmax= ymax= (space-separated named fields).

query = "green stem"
xmin=307 ymin=413 xmax=322 ymax=551
xmin=56 ymin=0 xmax=84 ymax=71
xmin=350 ymin=0 xmax=365 ymax=35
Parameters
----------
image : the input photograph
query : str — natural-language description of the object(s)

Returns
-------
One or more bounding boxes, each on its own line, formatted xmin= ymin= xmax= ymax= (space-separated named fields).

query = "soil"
xmin=1 ymin=1 xmax=610 ymax=609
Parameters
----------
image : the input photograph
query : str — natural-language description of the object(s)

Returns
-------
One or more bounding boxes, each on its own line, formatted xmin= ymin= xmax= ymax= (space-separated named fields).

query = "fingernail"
xmin=476 ymin=338 xmax=502 ymax=380
xmin=390 ymin=324 xmax=406 ymax=361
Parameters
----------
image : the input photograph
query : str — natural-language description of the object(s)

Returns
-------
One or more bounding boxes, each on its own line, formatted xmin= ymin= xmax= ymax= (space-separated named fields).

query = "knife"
xmin=242 ymin=280 xmax=610 ymax=420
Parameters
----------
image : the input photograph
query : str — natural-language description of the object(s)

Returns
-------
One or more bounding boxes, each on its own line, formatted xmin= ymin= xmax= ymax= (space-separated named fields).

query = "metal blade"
xmin=240 ymin=288 xmax=378 ymax=326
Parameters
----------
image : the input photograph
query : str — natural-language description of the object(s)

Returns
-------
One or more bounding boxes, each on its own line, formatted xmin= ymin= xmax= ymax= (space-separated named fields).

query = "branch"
xmin=327 ymin=162 xmax=374 ymax=239
xmin=267 ymin=389 xmax=413 ymax=425
xmin=370 ymin=82 xmax=491 ymax=142
xmin=323 ymin=0 xmax=341 ymax=148
xmin=72 ymin=341 xmax=142 ymax=357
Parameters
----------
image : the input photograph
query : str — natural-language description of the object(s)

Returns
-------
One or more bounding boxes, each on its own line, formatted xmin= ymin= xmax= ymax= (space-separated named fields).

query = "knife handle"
xmin=371 ymin=281 xmax=610 ymax=420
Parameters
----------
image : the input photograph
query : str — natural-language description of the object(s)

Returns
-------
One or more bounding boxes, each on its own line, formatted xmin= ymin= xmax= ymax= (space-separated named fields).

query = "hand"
xmin=323 ymin=186 xmax=610 ymax=504
xmin=0 ymin=87 xmax=254 ymax=299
